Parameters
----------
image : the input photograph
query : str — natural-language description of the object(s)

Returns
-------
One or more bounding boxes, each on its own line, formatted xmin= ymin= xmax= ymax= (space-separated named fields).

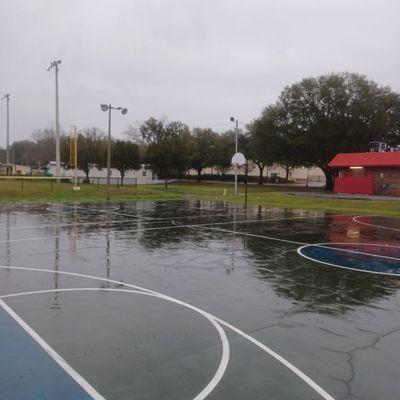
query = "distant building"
xmin=188 ymin=165 xmax=326 ymax=187
xmin=329 ymin=152 xmax=400 ymax=196
xmin=46 ymin=162 xmax=157 ymax=185
xmin=0 ymin=164 xmax=31 ymax=176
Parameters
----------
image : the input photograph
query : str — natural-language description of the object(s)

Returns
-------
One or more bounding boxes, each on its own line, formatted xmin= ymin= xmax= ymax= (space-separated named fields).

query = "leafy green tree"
xmin=111 ymin=140 xmax=141 ymax=185
xmin=77 ymin=128 xmax=106 ymax=182
xmin=213 ymin=131 xmax=235 ymax=175
xmin=191 ymin=128 xmax=219 ymax=180
xmin=251 ymin=106 xmax=303 ymax=182
xmin=257 ymin=73 xmax=400 ymax=189
xmin=141 ymin=118 xmax=195 ymax=188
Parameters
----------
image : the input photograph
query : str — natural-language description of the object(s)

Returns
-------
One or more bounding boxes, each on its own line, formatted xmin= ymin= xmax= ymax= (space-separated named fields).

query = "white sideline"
xmin=353 ymin=215 xmax=400 ymax=232
xmin=1 ymin=287 xmax=230 ymax=400
xmin=0 ymin=298 xmax=106 ymax=400
xmin=0 ymin=214 xmax=347 ymax=245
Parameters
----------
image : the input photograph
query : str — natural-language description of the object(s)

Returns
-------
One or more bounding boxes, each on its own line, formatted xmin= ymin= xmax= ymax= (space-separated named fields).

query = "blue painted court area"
xmin=0 ymin=305 xmax=92 ymax=400
xmin=299 ymin=243 xmax=400 ymax=275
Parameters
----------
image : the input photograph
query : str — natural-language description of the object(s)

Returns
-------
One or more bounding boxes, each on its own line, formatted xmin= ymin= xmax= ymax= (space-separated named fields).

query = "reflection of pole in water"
xmin=70 ymin=205 xmax=78 ymax=254
xmin=6 ymin=208 xmax=10 ymax=266
xmin=52 ymin=211 xmax=60 ymax=309
xmin=106 ymin=222 xmax=111 ymax=285
xmin=229 ymin=203 xmax=238 ymax=272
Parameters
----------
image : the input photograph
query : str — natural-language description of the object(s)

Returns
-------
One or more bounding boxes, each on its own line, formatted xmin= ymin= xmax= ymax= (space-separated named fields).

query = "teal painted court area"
xmin=0 ymin=202 xmax=399 ymax=400
xmin=0 ymin=302 xmax=93 ymax=400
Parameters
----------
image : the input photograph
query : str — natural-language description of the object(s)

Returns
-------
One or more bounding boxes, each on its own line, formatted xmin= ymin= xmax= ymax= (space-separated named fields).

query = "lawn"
xmin=1 ymin=179 xmax=399 ymax=217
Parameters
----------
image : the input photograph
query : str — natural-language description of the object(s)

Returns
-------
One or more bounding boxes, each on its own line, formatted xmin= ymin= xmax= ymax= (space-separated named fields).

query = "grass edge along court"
xmin=0 ymin=178 xmax=400 ymax=217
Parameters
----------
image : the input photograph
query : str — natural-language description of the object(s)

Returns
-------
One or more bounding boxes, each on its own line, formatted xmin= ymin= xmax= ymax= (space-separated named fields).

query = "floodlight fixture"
xmin=101 ymin=102 xmax=128 ymax=200
xmin=47 ymin=59 xmax=62 ymax=176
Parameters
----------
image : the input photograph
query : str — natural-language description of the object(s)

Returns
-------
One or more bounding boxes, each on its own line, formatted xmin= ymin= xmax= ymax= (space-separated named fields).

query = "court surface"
xmin=0 ymin=200 xmax=399 ymax=400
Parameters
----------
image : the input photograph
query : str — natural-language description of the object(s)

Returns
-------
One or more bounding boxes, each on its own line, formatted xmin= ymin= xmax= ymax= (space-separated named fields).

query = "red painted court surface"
xmin=0 ymin=201 xmax=400 ymax=400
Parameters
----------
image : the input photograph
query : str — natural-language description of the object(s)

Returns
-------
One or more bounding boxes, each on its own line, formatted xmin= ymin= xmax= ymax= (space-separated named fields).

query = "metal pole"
xmin=106 ymin=105 xmax=111 ymax=201
xmin=5 ymin=94 xmax=9 ymax=165
xmin=54 ymin=64 xmax=60 ymax=177
xmin=244 ymin=162 xmax=248 ymax=209
xmin=234 ymin=119 xmax=238 ymax=196
xmin=1 ymin=94 xmax=10 ymax=168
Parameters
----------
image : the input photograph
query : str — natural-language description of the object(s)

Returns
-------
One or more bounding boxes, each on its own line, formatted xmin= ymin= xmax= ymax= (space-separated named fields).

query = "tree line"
xmin=2 ymin=72 xmax=400 ymax=189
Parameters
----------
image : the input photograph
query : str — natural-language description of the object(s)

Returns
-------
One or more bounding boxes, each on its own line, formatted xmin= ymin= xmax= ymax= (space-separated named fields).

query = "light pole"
xmin=1 ymin=93 xmax=10 ymax=167
xmin=230 ymin=116 xmax=239 ymax=196
xmin=100 ymin=104 xmax=128 ymax=201
xmin=47 ymin=60 xmax=61 ymax=177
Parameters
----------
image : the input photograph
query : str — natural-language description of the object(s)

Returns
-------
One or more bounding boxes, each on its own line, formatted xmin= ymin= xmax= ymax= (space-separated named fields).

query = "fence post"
xmin=51 ymin=179 xmax=54 ymax=191
xmin=135 ymin=178 xmax=137 ymax=189
xmin=21 ymin=179 xmax=24 ymax=192
xmin=97 ymin=177 xmax=100 ymax=189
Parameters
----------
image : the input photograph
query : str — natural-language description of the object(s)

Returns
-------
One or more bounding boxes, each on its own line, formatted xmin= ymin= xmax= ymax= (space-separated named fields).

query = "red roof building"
xmin=328 ymin=152 xmax=400 ymax=196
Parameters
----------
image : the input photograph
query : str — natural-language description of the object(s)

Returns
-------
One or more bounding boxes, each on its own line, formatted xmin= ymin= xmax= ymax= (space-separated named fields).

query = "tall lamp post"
xmin=100 ymin=104 xmax=128 ymax=201
xmin=1 ymin=93 xmax=10 ymax=167
xmin=47 ymin=60 xmax=62 ymax=177
xmin=230 ymin=117 xmax=239 ymax=196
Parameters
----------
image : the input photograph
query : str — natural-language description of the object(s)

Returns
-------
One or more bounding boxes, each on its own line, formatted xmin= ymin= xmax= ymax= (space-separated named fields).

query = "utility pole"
xmin=100 ymin=104 xmax=128 ymax=201
xmin=47 ymin=60 xmax=61 ymax=177
xmin=230 ymin=117 xmax=239 ymax=196
xmin=1 ymin=93 xmax=10 ymax=166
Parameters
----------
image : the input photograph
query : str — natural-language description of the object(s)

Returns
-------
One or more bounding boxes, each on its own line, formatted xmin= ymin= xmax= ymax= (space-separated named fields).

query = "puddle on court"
xmin=0 ymin=201 xmax=400 ymax=400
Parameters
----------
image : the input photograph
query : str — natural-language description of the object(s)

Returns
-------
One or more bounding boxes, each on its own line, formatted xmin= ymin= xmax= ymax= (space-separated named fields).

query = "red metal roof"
xmin=329 ymin=152 xmax=400 ymax=168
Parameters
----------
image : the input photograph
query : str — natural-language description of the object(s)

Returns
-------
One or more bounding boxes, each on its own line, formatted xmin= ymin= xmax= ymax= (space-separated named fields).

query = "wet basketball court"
xmin=0 ymin=201 xmax=399 ymax=400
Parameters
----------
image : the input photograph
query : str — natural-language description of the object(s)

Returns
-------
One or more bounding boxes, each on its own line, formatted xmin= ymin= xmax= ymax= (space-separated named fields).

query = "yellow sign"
xmin=70 ymin=127 xmax=77 ymax=168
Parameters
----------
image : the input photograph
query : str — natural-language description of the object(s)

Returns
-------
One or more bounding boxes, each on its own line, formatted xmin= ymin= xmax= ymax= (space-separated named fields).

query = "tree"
xmin=191 ymin=128 xmax=219 ymax=180
xmin=141 ymin=118 xmax=195 ymax=188
xmin=214 ymin=132 xmax=235 ymax=175
xmin=258 ymin=73 xmax=400 ymax=189
xmin=111 ymin=140 xmax=141 ymax=185
xmin=251 ymin=106 xmax=304 ymax=182
xmin=77 ymin=128 xmax=106 ymax=182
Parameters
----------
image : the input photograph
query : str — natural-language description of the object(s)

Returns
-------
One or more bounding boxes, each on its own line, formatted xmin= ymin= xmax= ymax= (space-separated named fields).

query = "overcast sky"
xmin=0 ymin=0 xmax=399 ymax=146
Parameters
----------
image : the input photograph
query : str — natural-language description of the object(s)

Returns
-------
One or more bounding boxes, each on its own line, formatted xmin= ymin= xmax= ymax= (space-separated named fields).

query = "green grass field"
xmin=0 ymin=179 xmax=399 ymax=216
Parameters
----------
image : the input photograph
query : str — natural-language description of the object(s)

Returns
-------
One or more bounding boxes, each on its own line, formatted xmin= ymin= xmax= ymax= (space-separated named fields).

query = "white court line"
xmin=60 ymin=203 xmax=254 ymax=222
xmin=199 ymin=226 xmax=305 ymax=245
xmin=305 ymin=242 xmax=400 ymax=262
xmin=55 ymin=204 xmax=154 ymax=220
xmin=3 ymin=218 xmax=141 ymax=231
xmin=353 ymin=215 xmax=400 ymax=232
xmin=297 ymin=243 xmax=400 ymax=278
xmin=0 ymin=298 xmax=106 ymax=400
xmin=297 ymin=246 xmax=400 ymax=277
xmin=196 ymin=227 xmax=400 ymax=264
xmin=0 ymin=214 xmax=347 ymax=245
xmin=0 ymin=265 xmax=335 ymax=400
xmin=1 ymin=287 xmax=230 ymax=400
xmin=4 ymin=211 xmax=252 ymax=231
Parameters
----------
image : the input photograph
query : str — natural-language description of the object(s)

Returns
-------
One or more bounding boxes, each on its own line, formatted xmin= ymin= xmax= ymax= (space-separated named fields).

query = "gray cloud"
xmin=0 ymin=0 xmax=399 ymax=146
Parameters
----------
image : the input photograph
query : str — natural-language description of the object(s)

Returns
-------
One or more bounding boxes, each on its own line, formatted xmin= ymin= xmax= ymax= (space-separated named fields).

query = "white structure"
xmin=46 ymin=162 xmax=157 ymax=185
xmin=189 ymin=165 xmax=326 ymax=187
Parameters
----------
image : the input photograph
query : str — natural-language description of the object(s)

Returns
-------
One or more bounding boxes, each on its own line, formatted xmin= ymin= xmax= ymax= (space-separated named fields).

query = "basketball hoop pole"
xmin=234 ymin=119 xmax=238 ymax=196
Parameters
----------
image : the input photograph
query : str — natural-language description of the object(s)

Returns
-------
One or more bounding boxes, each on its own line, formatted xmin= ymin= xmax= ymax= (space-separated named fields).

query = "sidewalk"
xmin=288 ymin=191 xmax=400 ymax=201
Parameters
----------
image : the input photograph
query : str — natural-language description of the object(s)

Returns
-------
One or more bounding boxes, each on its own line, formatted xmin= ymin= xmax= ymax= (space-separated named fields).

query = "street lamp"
xmin=230 ymin=116 xmax=239 ymax=196
xmin=1 ymin=93 xmax=10 ymax=167
xmin=100 ymin=104 xmax=128 ymax=200
xmin=47 ymin=59 xmax=62 ymax=177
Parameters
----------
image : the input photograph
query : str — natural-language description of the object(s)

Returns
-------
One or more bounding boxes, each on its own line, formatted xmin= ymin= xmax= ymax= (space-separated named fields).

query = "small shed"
xmin=328 ymin=152 xmax=400 ymax=196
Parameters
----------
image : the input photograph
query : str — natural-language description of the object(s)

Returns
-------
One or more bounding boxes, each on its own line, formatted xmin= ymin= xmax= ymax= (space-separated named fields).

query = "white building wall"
xmin=47 ymin=162 xmax=156 ymax=184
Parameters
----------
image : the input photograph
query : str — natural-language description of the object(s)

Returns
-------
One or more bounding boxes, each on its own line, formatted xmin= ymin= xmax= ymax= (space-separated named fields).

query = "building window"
xmin=142 ymin=171 xmax=147 ymax=177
